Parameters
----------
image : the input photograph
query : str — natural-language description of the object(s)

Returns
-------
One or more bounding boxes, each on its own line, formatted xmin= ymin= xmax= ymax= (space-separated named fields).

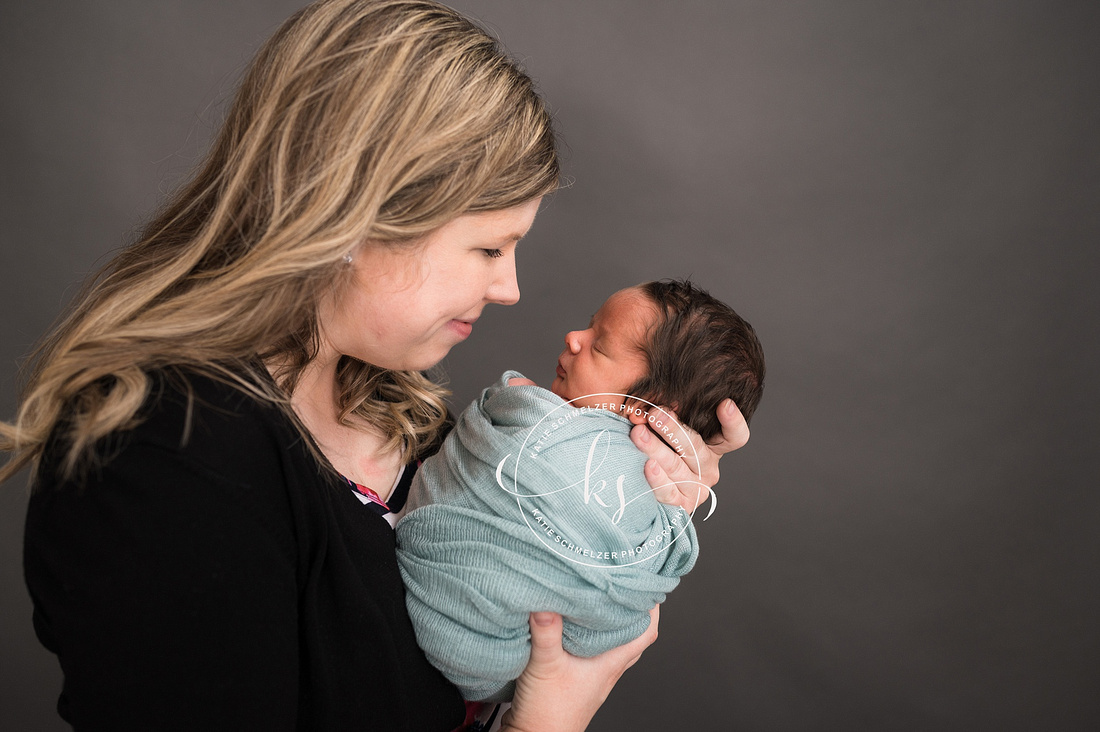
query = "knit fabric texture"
xmin=395 ymin=371 xmax=699 ymax=702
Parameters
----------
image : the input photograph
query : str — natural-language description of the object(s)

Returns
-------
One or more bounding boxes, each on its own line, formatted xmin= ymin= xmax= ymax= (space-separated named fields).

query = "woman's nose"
xmin=487 ymin=256 xmax=520 ymax=306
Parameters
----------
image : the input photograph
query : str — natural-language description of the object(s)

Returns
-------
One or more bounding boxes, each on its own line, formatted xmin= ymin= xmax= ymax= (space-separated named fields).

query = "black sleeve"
xmin=25 ymin=434 xmax=302 ymax=730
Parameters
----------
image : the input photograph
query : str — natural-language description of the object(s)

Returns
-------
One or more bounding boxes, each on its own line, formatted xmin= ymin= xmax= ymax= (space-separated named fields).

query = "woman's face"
xmin=319 ymin=198 xmax=541 ymax=371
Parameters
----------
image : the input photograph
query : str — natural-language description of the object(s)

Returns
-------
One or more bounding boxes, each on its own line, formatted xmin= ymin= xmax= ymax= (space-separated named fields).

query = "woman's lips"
xmin=448 ymin=319 xmax=474 ymax=339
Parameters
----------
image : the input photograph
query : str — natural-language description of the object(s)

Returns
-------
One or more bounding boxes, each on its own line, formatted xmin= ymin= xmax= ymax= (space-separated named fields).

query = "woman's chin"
xmin=364 ymin=349 xmax=451 ymax=373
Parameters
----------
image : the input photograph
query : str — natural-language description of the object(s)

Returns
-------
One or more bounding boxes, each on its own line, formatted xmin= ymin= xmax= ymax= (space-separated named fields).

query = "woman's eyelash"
xmin=482 ymin=248 xmax=504 ymax=258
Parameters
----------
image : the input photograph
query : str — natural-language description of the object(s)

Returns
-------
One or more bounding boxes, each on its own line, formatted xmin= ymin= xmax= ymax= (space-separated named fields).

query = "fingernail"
xmin=533 ymin=612 xmax=554 ymax=626
xmin=640 ymin=428 xmax=650 ymax=443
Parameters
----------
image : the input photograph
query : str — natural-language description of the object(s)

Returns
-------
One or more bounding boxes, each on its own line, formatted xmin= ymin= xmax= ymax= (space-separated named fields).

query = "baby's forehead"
xmin=595 ymin=288 xmax=659 ymax=334
xmin=602 ymin=287 xmax=655 ymax=313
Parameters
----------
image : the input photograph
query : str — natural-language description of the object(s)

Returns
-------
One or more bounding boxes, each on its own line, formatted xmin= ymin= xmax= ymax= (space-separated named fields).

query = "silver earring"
xmin=342 ymin=254 xmax=353 ymax=264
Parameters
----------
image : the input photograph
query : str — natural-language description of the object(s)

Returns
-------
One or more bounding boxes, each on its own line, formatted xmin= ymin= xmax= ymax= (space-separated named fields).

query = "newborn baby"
xmin=395 ymin=278 xmax=765 ymax=702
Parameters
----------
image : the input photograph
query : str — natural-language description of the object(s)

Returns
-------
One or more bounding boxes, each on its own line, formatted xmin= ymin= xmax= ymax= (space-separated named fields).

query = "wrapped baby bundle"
xmin=395 ymin=371 xmax=698 ymax=702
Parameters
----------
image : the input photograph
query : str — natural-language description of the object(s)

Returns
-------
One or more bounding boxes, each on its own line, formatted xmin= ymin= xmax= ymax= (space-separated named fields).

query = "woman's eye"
xmin=482 ymin=248 xmax=504 ymax=259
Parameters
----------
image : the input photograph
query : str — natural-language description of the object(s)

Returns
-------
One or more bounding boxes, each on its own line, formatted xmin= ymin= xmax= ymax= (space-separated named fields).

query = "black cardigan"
xmin=24 ymin=370 xmax=465 ymax=731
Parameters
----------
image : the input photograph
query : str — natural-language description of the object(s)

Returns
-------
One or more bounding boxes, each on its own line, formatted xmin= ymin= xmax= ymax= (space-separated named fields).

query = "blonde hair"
xmin=0 ymin=0 xmax=559 ymax=484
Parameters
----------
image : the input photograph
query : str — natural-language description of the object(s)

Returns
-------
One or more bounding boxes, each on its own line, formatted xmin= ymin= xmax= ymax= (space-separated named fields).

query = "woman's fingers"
xmin=631 ymin=400 xmax=749 ymax=511
xmin=526 ymin=611 xmax=566 ymax=678
xmin=630 ymin=422 xmax=691 ymax=478
xmin=631 ymin=422 xmax=712 ymax=511
xmin=637 ymin=454 xmax=685 ymax=508
xmin=503 ymin=608 xmax=660 ymax=732
xmin=526 ymin=606 xmax=657 ymax=674
xmin=616 ymin=604 xmax=660 ymax=672
xmin=630 ymin=416 xmax=717 ymax=506
xmin=708 ymin=398 xmax=750 ymax=453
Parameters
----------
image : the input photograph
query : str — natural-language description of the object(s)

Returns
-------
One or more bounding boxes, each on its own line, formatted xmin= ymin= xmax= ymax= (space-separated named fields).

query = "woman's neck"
xmin=275 ymin=346 xmax=404 ymax=499
xmin=290 ymin=348 xmax=342 ymax=429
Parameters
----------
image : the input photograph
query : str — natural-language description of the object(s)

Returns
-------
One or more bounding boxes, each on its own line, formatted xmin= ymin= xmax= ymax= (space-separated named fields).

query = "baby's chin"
xmin=545 ymin=376 xmax=572 ymax=400
xmin=549 ymin=377 xmax=567 ymax=400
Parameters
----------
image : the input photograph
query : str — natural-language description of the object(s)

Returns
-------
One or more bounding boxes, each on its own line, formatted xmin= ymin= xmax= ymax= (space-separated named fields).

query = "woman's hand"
xmin=630 ymin=398 xmax=749 ymax=513
xmin=500 ymin=607 xmax=660 ymax=732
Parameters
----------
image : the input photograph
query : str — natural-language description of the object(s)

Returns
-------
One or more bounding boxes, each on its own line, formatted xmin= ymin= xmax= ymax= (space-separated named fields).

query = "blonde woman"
xmin=1 ymin=1 xmax=748 ymax=730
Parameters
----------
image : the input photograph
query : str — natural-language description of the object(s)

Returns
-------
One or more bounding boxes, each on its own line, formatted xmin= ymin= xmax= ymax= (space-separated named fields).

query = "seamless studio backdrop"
xmin=2 ymin=2 xmax=1098 ymax=730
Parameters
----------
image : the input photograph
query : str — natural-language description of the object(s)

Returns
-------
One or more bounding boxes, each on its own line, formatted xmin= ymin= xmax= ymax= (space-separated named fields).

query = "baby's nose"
xmin=564 ymin=330 xmax=582 ymax=353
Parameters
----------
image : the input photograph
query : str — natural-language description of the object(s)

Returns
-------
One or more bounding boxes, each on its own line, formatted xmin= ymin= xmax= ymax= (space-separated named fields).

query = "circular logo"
xmin=493 ymin=393 xmax=714 ymax=569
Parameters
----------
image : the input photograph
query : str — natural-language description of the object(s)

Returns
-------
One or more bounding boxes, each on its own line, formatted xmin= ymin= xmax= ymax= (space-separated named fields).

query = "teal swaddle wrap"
xmin=395 ymin=371 xmax=699 ymax=702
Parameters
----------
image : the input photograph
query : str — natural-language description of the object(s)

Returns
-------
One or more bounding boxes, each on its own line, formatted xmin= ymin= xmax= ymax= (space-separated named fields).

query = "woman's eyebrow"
xmin=501 ymin=229 xmax=530 ymax=245
xmin=481 ymin=230 xmax=526 ymax=247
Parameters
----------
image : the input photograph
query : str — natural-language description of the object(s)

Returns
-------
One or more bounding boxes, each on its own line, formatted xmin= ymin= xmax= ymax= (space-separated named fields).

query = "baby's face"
xmin=550 ymin=287 xmax=655 ymax=410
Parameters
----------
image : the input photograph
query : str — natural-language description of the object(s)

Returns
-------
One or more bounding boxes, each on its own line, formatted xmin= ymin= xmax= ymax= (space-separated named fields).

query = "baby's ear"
xmin=507 ymin=377 xmax=538 ymax=387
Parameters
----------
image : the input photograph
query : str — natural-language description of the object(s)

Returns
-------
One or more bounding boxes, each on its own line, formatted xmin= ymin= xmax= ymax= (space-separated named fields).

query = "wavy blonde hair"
xmin=0 ymin=0 xmax=559 ymax=484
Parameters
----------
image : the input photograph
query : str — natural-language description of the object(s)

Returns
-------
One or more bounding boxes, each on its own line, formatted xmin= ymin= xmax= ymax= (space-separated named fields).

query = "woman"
xmin=1 ymin=1 xmax=748 ymax=729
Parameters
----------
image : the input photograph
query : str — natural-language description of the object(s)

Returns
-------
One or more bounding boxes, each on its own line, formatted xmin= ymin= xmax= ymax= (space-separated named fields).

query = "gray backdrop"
xmin=2 ymin=1 xmax=1098 ymax=730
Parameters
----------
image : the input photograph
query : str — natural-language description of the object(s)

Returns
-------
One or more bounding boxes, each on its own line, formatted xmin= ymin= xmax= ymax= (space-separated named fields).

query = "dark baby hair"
xmin=625 ymin=279 xmax=765 ymax=440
